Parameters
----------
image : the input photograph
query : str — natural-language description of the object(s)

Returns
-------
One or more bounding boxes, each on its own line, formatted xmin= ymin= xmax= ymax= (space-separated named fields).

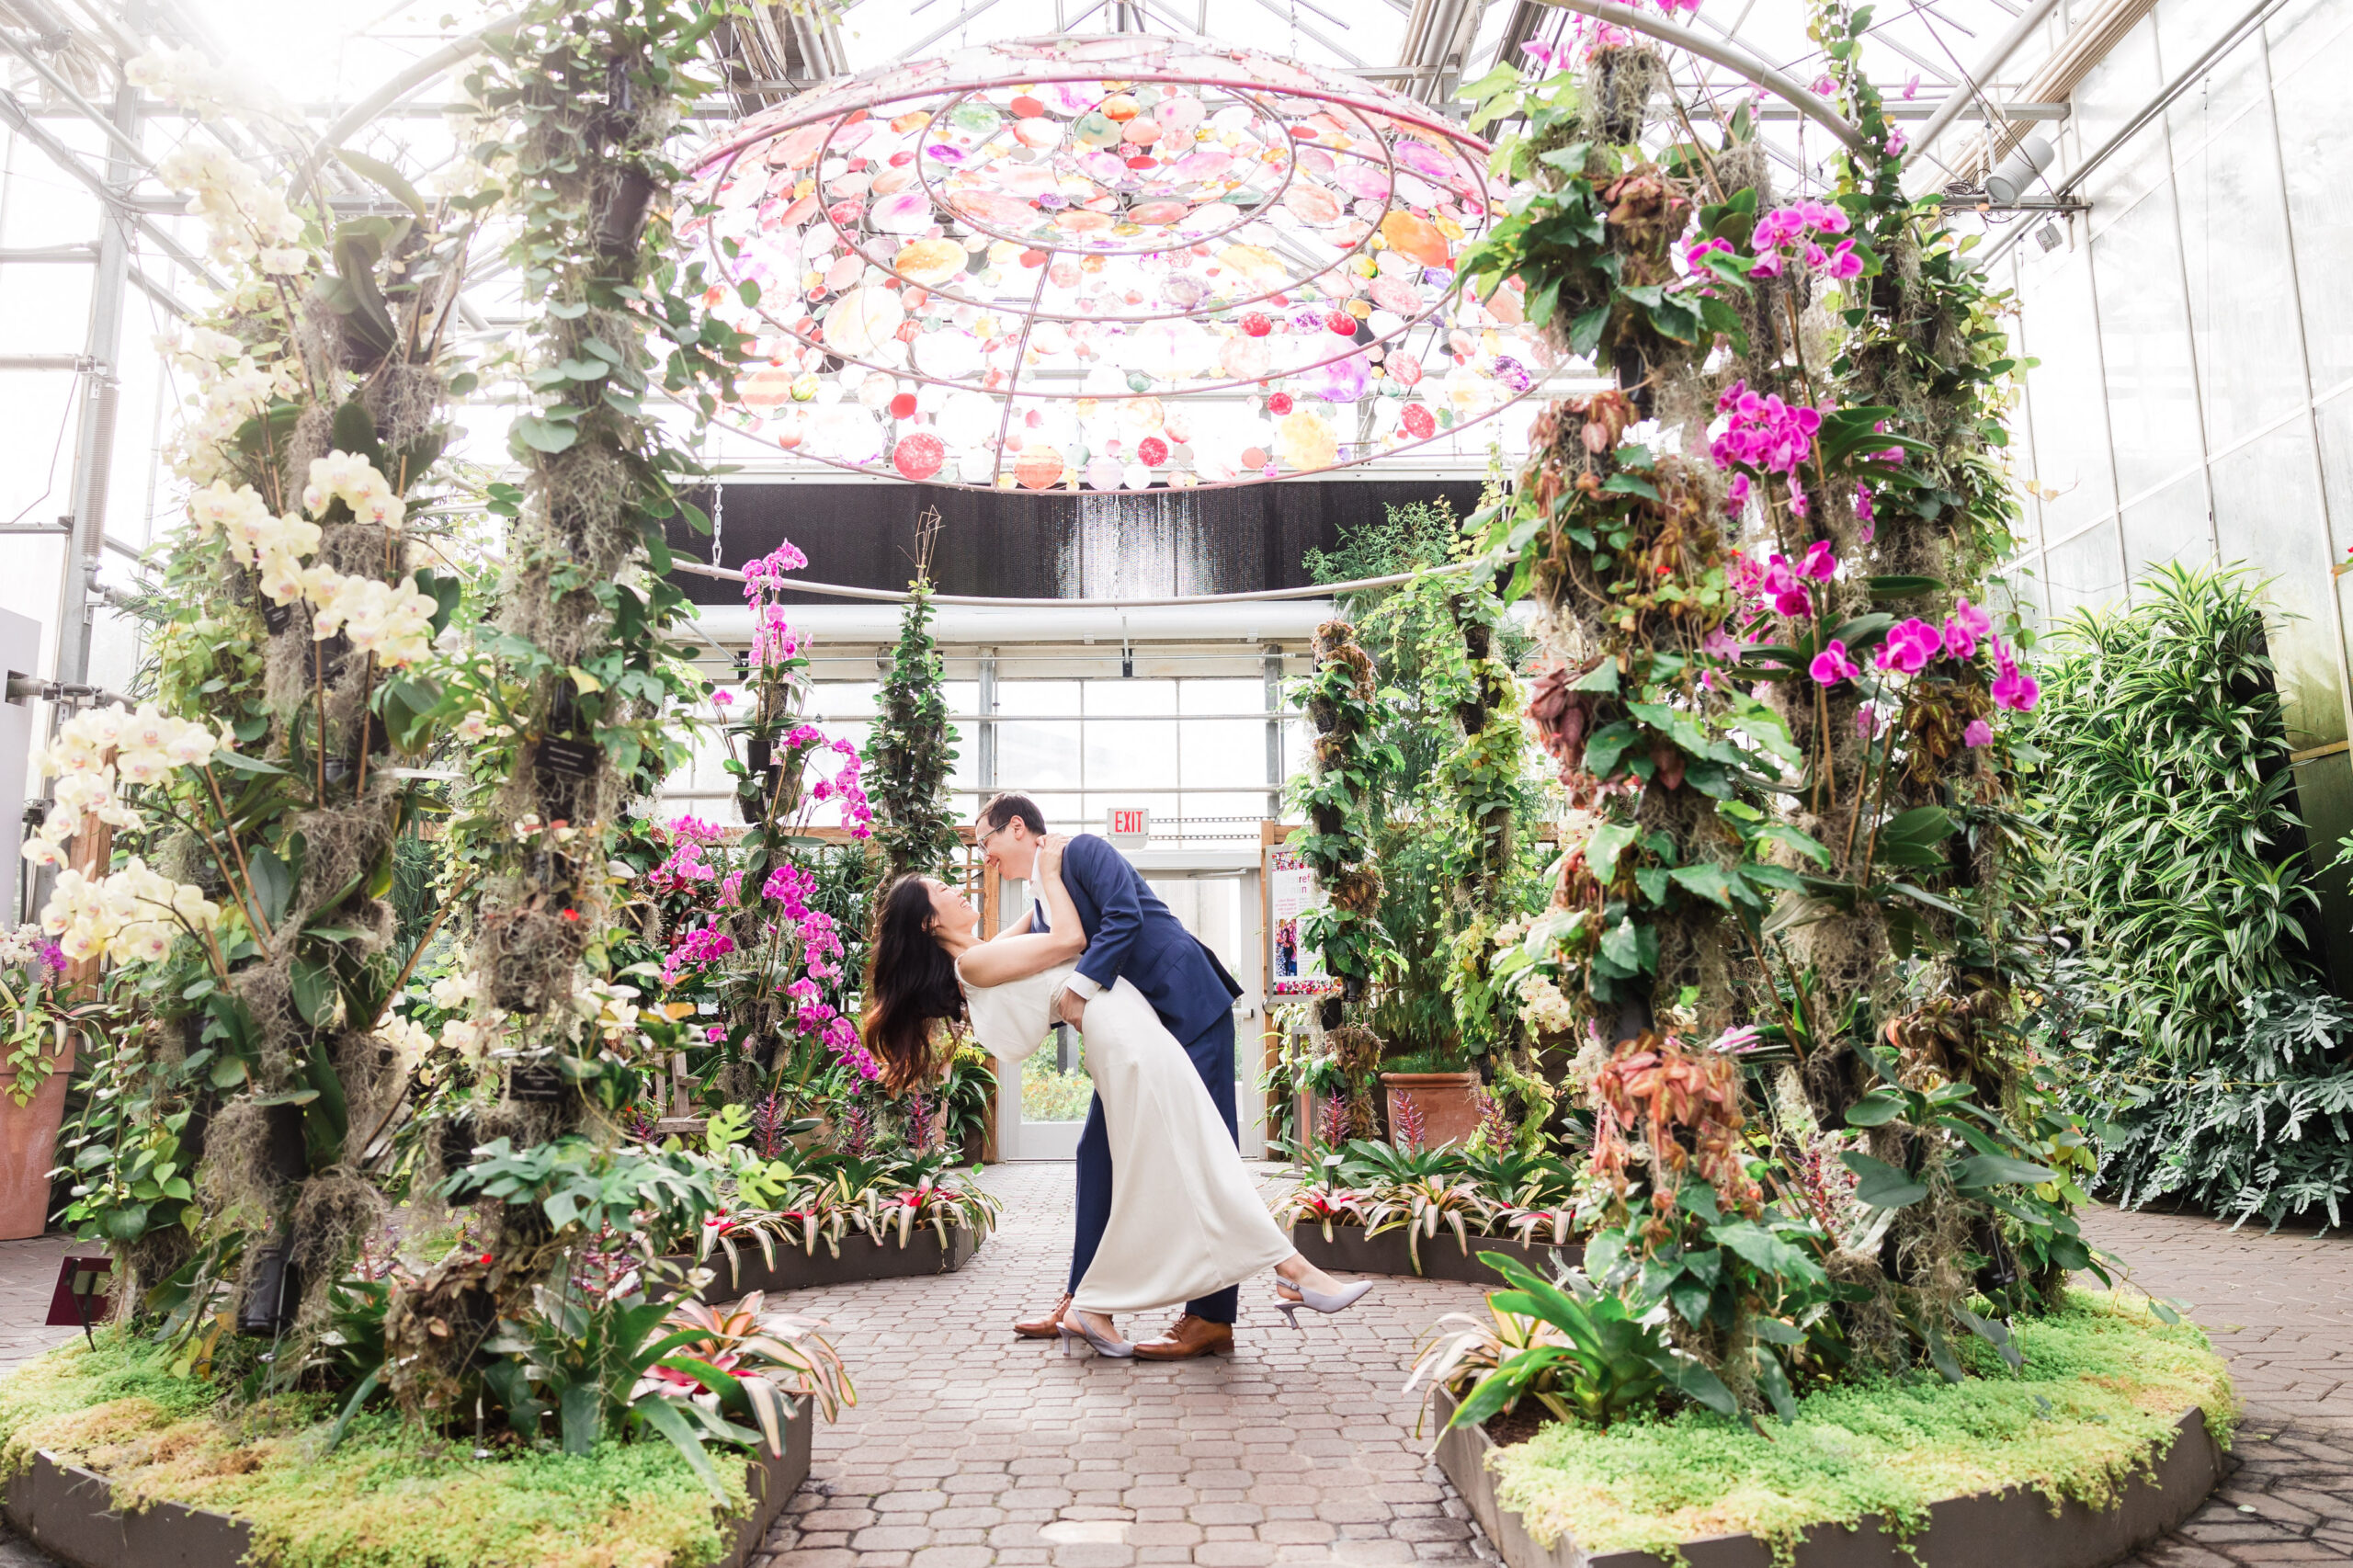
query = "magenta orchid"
xmin=1942 ymin=597 xmax=1992 ymax=661
xmin=744 ymin=540 xmax=812 ymax=670
xmin=1991 ymin=642 xmax=2040 ymax=710
xmin=1875 ymin=618 xmax=1945 ymax=675
xmin=1711 ymin=381 xmax=1824 ymax=484
xmin=1748 ymin=200 xmax=1859 ymax=281
xmin=1809 ymin=640 xmax=1860 ymax=686
xmin=1799 ymin=540 xmax=1838 ymax=581
xmin=1964 ymin=719 xmax=1994 ymax=748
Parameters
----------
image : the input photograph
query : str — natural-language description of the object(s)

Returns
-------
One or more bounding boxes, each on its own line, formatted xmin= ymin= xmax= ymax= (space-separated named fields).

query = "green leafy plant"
xmin=867 ymin=525 xmax=961 ymax=881
xmin=1411 ymin=1251 xmax=1735 ymax=1430
xmin=2059 ymin=983 xmax=2353 ymax=1232
xmin=2029 ymin=562 xmax=2318 ymax=1066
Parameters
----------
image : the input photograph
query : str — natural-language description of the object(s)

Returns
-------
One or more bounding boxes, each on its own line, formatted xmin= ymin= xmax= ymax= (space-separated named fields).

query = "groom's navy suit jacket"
xmin=1040 ymin=833 xmax=1243 ymax=1042
xmin=1041 ymin=832 xmax=1247 ymax=1318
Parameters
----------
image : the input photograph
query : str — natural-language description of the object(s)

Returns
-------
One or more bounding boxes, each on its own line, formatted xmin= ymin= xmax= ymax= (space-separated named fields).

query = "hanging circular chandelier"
xmin=681 ymin=35 xmax=1552 ymax=491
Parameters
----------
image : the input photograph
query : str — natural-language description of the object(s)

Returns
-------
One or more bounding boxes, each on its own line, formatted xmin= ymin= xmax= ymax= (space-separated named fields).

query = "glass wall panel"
xmin=2043 ymin=522 xmax=2128 ymax=621
xmin=2158 ymin=0 xmax=2272 ymax=154
xmin=2119 ymin=473 xmax=2213 ymax=582
xmin=1178 ymin=678 xmax=1264 ymax=716
xmin=2089 ymin=179 xmax=2205 ymax=504
xmin=942 ymin=680 xmax=979 ymax=794
xmin=0 ymin=267 xmax=90 ymax=356
xmin=2211 ymin=422 xmax=2346 ymax=745
xmin=2270 ymin=17 xmax=2353 ymax=397
xmin=2069 ymin=16 xmax=2162 ymax=172
xmin=2015 ymin=249 xmax=2119 ymax=539
xmin=2267 ymin=0 xmax=2353 ymax=69
xmin=1997 ymin=249 xmax=2047 ymax=557
xmin=1086 ymin=715 xmax=1178 ymax=791
xmin=2311 ymin=388 xmax=2353 ymax=677
xmin=2177 ymin=93 xmax=2309 ymax=455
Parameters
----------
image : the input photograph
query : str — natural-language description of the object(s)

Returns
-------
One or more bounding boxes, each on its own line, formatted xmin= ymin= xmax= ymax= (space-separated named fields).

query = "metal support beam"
xmin=1901 ymin=0 xmax=2063 ymax=172
xmin=51 ymin=74 xmax=137 ymax=699
xmin=295 ymin=11 xmax=531 ymax=190
xmin=0 ymin=88 xmax=227 ymax=294
xmin=1263 ymin=642 xmax=1284 ymax=820
xmin=1534 ymin=0 xmax=1870 ymax=153
xmin=0 ymin=25 xmax=152 ymax=169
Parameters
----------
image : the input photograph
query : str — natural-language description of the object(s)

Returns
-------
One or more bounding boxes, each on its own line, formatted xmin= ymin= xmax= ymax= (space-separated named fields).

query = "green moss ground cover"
xmin=0 ymin=1331 xmax=753 ymax=1568
xmin=1484 ymin=1292 xmax=2234 ymax=1561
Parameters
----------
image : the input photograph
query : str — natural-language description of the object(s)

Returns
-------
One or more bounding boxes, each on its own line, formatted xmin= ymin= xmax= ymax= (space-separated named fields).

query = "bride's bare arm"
xmin=954 ymin=836 xmax=1085 ymax=987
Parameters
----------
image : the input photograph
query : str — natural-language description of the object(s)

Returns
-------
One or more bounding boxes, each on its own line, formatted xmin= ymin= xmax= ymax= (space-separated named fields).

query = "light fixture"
xmin=1985 ymin=133 xmax=2056 ymax=206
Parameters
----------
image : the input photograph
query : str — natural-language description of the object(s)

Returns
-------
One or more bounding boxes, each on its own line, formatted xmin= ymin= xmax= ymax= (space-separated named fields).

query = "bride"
xmin=860 ymin=835 xmax=1371 ymax=1357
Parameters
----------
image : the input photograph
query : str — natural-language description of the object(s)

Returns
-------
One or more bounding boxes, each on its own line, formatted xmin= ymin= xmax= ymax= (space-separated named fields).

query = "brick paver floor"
xmin=754 ymin=1161 xmax=1497 ymax=1568
xmin=2082 ymin=1207 xmax=2353 ymax=1567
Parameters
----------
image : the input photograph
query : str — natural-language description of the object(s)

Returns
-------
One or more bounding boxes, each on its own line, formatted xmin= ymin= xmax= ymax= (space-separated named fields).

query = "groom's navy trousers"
xmin=1039 ymin=834 xmax=1245 ymax=1325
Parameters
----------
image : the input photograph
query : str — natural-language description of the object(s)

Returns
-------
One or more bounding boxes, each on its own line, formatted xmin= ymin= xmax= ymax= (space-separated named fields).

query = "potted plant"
xmin=1376 ymin=1047 xmax=1484 ymax=1151
xmin=0 ymin=927 xmax=87 ymax=1240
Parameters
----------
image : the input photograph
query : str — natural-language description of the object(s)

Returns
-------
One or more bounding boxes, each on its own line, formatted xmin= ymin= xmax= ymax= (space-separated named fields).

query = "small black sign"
xmin=261 ymin=600 xmax=294 ymax=635
xmin=535 ymin=736 xmax=600 ymax=779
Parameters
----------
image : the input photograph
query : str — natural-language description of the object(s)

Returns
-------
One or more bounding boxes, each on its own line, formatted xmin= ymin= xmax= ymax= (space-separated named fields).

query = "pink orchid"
xmin=1799 ymin=540 xmax=1838 ymax=580
xmin=1943 ymin=597 xmax=1992 ymax=660
xmin=1810 ymin=640 xmax=1860 ymax=686
xmin=1991 ymin=647 xmax=2040 ymax=711
xmin=1761 ymin=555 xmax=1813 ymax=618
xmin=1964 ymin=719 xmax=1994 ymax=748
xmin=1875 ymin=617 xmax=1944 ymax=674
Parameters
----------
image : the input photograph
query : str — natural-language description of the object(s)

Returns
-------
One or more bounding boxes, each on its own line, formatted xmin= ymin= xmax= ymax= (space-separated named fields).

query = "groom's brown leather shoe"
xmin=1132 ymin=1314 xmax=1233 ymax=1359
xmin=1014 ymin=1293 xmax=1074 ymax=1339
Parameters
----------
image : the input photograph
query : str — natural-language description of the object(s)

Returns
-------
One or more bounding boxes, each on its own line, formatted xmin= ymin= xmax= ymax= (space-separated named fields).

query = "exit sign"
xmin=1107 ymin=807 xmax=1150 ymax=844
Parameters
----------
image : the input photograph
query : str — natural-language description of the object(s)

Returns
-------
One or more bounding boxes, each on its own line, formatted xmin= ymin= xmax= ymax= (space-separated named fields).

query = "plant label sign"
xmin=1107 ymin=807 xmax=1149 ymax=847
xmin=1267 ymin=847 xmax=1333 ymax=996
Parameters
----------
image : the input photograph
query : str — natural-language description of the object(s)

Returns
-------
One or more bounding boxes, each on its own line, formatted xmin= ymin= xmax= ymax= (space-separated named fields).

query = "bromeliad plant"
xmin=702 ymin=1139 xmax=1002 ymax=1266
xmin=1271 ymin=1132 xmax=1582 ymax=1267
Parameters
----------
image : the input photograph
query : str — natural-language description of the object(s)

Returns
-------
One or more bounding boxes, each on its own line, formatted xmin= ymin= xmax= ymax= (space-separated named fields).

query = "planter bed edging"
xmin=686 ymin=1222 xmax=980 ymax=1300
xmin=1428 ymin=1389 xmax=2224 ymax=1568
xmin=1289 ymin=1222 xmax=1580 ymax=1286
xmin=1 ymin=1397 xmax=812 ymax=1568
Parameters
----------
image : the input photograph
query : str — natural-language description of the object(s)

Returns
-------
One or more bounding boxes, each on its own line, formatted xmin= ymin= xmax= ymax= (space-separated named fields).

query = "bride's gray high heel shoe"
xmin=1058 ymin=1311 xmax=1135 ymax=1359
xmin=1271 ymin=1278 xmax=1374 ymax=1332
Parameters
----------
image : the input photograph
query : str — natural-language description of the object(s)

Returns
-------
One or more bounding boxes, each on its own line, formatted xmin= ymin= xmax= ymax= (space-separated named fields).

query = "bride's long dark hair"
xmin=863 ymin=873 xmax=966 ymax=1094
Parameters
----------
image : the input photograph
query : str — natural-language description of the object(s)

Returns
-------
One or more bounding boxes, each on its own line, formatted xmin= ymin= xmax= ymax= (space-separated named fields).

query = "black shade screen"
xmin=663 ymin=481 xmax=1489 ymax=606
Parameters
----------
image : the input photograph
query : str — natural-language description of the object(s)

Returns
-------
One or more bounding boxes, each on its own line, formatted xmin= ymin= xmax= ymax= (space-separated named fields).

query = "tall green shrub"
xmin=2029 ymin=563 xmax=2319 ymax=1064
xmin=1304 ymin=501 xmax=1545 ymax=1060
xmin=869 ymin=576 xmax=960 ymax=881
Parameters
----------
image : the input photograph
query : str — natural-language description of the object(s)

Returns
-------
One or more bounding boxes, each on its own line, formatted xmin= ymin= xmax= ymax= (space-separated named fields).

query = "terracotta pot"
xmin=0 ymin=1035 xmax=74 ymax=1240
xmin=1380 ymin=1071 xmax=1482 ymax=1151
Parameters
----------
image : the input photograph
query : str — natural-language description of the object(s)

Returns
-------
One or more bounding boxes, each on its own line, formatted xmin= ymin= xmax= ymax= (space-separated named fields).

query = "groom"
xmin=976 ymin=792 xmax=1248 ymax=1359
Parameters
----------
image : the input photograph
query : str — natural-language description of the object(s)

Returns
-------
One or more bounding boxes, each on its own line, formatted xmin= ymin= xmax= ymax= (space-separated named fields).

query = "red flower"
xmin=1267 ymin=392 xmax=1293 ymax=415
xmin=560 ymin=908 xmax=581 ymax=923
xmin=1240 ymin=312 xmax=1272 ymax=337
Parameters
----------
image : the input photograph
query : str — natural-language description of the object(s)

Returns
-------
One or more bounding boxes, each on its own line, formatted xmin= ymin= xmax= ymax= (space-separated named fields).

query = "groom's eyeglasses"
xmin=975 ymin=824 xmax=1008 ymax=851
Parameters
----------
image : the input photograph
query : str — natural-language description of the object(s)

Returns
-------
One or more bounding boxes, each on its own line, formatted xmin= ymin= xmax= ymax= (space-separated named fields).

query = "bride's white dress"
xmin=964 ymin=964 xmax=1295 ymax=1314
